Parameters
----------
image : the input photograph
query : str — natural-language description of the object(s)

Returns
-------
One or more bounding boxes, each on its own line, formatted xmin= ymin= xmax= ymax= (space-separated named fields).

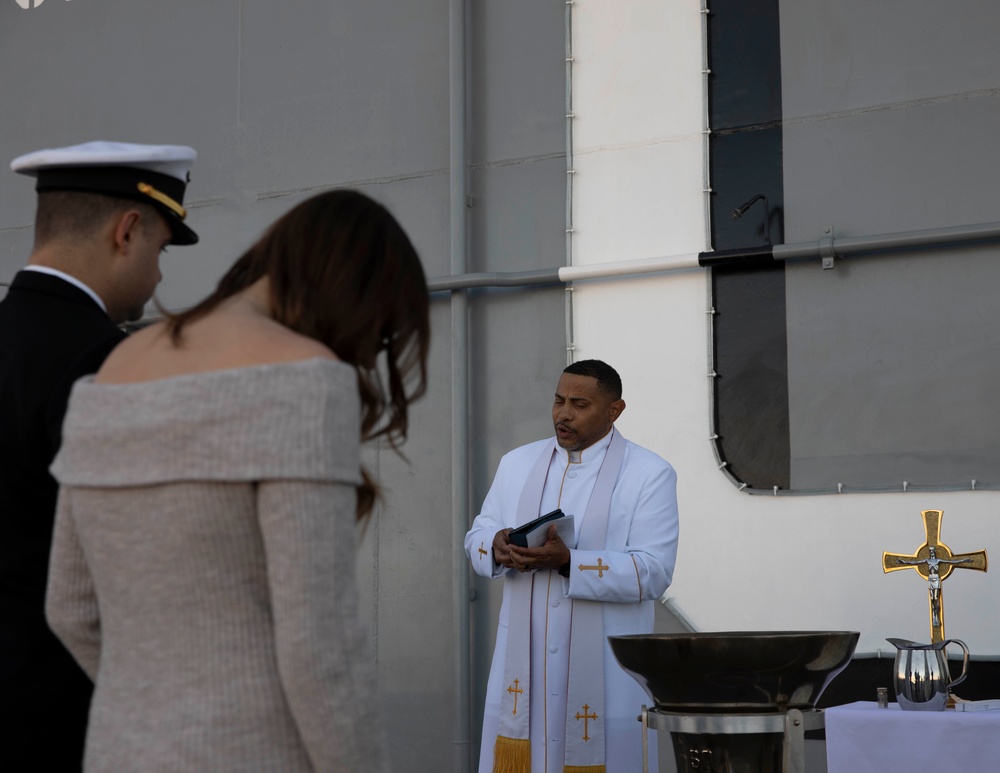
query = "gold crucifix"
xmin=574 ymin=704 xmax=598 ymax=741
xmin=579 ymin=558 xmax=609 ymax=578
xmin=507 ymin=678 xmax=524 ymax=715
xmin=883 ymin=509 xmax=987 ymax=642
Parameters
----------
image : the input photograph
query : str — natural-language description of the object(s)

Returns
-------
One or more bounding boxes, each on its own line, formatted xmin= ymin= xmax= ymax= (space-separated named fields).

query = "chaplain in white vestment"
xmin=465 ymin=359 xmax=679 ymax=773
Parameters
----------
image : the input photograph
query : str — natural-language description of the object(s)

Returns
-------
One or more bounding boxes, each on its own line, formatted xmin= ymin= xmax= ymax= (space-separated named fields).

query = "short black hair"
xmin=34 ymin=190 xmax=160 ymax=245
xmin=563 ymin=359 xmax=622 ymax=401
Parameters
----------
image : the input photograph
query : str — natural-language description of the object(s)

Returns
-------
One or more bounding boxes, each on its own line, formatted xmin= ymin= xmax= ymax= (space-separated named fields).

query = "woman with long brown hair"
xmin=45 ymin=189 xmax=430 ymax=771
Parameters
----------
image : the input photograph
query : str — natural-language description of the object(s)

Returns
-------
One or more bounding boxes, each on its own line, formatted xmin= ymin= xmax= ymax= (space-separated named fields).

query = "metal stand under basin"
xmin=640 ymin=706 xmax=825 ymax=773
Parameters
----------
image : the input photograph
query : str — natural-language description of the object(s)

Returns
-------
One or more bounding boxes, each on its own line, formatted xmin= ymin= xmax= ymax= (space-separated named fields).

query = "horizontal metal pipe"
xmin=697 ymin=245 xmax=773 ymax=267
xmin=427 ymin=268 xmax=560 ymax=293
xmin=141 ymin=219 xmax=1000 ymax=319
xmin=427 ymin=253 xmax=702 ymax=293
xmin=561 ymin=253 xmax=701 ymax=280
xmin=773 ymin=220 xmax=1000 ymax=262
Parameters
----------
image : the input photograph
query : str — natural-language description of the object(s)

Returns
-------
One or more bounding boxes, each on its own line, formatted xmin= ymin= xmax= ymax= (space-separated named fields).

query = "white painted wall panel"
xmin=571 ymin=0 xmax=1000 ymax=657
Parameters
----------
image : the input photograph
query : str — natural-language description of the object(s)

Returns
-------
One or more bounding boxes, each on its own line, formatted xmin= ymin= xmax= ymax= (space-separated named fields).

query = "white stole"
xmin=494 ymin=429 xmax=626 ymax=773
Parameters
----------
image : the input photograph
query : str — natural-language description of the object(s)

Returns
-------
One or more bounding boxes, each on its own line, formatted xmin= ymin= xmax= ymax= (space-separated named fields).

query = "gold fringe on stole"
xmin=563 ymin=766 xmax=606 ymax=773
xmin=492 ymin=735 xmax=530 ymax=773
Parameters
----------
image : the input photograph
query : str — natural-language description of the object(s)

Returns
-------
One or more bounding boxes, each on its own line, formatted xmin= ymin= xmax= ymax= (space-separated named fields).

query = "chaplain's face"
xmin=552 ymin=373 xmax=625 ymax=452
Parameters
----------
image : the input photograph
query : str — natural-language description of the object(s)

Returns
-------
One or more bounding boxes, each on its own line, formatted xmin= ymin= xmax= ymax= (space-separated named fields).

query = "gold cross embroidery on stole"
xmin=574 ymin=704 xmax=598 ymax=741
xmin=506 ymin=678 xmax=524 ymax=715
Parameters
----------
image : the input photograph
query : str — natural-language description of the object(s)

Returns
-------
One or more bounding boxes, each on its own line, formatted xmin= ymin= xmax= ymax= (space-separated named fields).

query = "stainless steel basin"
xmin=609 ymin=631 xmax=859 ymax=712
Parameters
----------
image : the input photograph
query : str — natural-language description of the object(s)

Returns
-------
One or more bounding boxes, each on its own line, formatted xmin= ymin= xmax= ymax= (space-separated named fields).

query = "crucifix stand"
xmin=882 ymin=509 xmax=987 ymax=643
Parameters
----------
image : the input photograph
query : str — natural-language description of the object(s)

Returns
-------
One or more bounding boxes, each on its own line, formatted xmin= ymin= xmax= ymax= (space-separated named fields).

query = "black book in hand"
xmin=508 ymin=508 xmax=574 ymax=548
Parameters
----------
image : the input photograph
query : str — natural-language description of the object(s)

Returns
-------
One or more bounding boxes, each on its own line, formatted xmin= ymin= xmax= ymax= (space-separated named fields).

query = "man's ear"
xmin=609 ymin=399 xmax=626 ymax=422
xmin=112 ymin=209 xmax=144 ymax=254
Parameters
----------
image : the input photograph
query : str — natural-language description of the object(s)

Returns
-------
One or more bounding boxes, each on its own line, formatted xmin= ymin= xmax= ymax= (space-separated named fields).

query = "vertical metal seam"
xmin=702 ymin=0 xmax=731 ymax=481
xmin=700 ymin=0 xmax=713 ymax=250
xmin=450 ymin=0 xmax=472 ymax=770
xmin=565 ymin=0 xmax=576 ymax=365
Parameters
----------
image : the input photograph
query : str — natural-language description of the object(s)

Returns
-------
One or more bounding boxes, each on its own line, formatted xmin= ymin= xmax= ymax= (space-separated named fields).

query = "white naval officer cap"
xmin=11 ymin=140 xmax=199 ymax=245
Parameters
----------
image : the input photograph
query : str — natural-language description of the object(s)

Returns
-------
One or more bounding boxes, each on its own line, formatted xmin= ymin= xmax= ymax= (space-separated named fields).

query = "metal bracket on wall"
xmin=819 ymin=226 xmax=837 ymax=269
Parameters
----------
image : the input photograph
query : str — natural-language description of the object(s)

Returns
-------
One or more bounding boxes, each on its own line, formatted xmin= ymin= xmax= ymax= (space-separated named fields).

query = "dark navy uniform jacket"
xmin=0 ymin=270 xmax=125 ymax=770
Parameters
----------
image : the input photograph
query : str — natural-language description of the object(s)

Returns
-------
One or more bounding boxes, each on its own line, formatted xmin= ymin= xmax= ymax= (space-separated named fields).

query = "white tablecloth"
xmin=825 ymin=700 xmax=1000 ymax=773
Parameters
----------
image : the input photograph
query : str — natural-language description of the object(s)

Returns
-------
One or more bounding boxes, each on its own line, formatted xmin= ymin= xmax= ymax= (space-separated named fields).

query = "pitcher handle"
xmin=944 ymin=638 xmax=970 ymax=689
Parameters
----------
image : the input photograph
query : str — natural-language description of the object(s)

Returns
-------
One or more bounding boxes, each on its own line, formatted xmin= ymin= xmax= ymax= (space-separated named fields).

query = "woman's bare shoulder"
xmin=94 ymin=322 xmax=170 ymax=382
xmin=95 ymin=313 xmax=337 ymax=385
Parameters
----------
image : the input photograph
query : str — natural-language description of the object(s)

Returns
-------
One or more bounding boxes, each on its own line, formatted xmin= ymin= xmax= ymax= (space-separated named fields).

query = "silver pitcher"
xmin=887 ymin=637 xmax=969 ymax=711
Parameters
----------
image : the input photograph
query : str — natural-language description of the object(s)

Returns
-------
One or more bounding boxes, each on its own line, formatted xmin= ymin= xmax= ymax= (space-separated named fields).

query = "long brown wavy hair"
xmin=164 ymin=189 xmax=430 ymax=519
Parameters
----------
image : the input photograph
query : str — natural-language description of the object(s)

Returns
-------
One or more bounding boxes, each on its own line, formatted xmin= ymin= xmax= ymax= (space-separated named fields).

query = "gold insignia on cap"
xmin=137 ymin=181 xmax=187 ymax=220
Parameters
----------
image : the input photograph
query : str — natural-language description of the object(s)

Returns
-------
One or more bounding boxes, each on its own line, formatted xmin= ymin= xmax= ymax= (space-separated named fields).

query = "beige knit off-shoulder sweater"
xmin=46 ymin=358 xmax=389 ymax=772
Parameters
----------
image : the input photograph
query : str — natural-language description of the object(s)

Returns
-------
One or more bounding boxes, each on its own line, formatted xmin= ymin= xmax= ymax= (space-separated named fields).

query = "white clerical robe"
xmin=465 ymin=429 xmax=679 ymax=773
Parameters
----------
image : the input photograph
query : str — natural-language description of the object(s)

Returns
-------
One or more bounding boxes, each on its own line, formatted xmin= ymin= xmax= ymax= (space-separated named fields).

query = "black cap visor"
xmin=35 ymin=166 xmax=198 ymax=245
